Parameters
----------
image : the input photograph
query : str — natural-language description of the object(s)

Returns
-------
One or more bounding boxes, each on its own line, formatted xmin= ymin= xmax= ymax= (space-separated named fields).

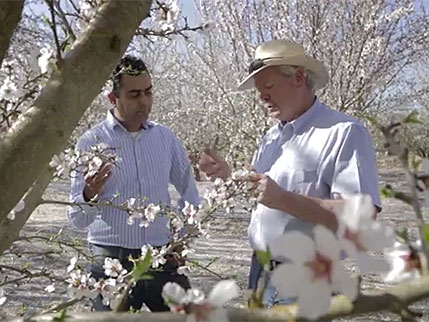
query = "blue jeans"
xmin=249 ymin=253 xmax=295 ymax=307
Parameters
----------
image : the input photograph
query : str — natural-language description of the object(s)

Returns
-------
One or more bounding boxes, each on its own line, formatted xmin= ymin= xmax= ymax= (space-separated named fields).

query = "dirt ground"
xmin=1 ymin=167 xmax=429 ymax=321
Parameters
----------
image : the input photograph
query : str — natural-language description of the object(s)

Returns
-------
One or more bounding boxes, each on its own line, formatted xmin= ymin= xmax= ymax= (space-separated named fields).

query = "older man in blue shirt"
xmin=200 ymin=40 xmax=380 ymax=305
xmin=68 ymin=56 xmax=200 ymax=311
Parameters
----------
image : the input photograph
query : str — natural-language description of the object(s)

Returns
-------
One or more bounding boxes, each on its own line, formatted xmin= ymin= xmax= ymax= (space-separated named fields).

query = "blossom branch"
xmin=379 ymin=119 xmax=429 ymax=270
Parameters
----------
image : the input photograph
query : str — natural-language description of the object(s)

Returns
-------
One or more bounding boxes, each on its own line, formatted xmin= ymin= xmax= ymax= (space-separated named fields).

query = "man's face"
xmin=115 ymin=73 xmax=153 ymax=126
xmin=253 ymin=66 xmax=306 ymax=122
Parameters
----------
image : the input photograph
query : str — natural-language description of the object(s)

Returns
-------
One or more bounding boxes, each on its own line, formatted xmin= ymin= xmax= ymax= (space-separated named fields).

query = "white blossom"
xmin=45 ymin=284 xmax=56 ymax=293
xmin=0 ymin=77 xmax=19 ymax=101
xmin=67 ymin=256 xmax=78 ymax=273
xmin=162 ymin=280 xmax=239 ymax=321
xmin=336 ymin=194 xmax=394 ymax=273
xmin=38 ymin=46 xmax=54 ymax=74
xmin=384 ymin=242 xmax=421 ymax=283
xmin=182 ymin=201 xmax=200 ymax=225
xmin=87 ymin=156 xmax=104 ymax=176
xmin=270 ymin=226 xmax=358 ymax=320
xmin=103 ymin=258 xmax=127 ymax=278
xmin=0 ymin=287 xmax=6 ymax=306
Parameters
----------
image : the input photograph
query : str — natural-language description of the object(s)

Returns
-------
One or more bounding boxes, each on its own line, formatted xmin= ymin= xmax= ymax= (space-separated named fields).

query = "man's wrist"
xmin=83 ymin=186 xmax=98 ymax=203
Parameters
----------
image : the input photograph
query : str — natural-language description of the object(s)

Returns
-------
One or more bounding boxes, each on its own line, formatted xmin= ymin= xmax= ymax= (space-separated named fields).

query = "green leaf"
xmin=131 ymin=251 xmax=152 ymax=282
xmin=53 ymin=309 xmax=67 ymax=322
xmin=403 ymin=110 xmax=421 ymax=124
xmin=397 ymin=228 xmax=409 ymax=242
xmin=255 ymin=250 xmax=271 ymax=267
xmin=422 ymin=224 xmax=429 ymax=246
xmin=363 ymin=113 xmax=378 ymax=126
xmin=379 ymin=185 xmax=395 ymax=199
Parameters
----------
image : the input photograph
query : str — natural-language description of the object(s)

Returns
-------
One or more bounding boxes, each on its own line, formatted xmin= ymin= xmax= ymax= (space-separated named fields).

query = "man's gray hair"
xmin=278 ymin=65 xmax=316 ymax=92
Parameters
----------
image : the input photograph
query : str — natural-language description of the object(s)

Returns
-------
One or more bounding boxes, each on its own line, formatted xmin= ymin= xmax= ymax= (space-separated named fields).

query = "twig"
xmin=187 ymin=260 xmax=224 ymax=280
xmin=41 ymin=298 xmax=82 ymax=315
xmin=54 ymin=0 xmax=77 ymax=43
xmin=45 ymin=0 xmax=62 ymax=61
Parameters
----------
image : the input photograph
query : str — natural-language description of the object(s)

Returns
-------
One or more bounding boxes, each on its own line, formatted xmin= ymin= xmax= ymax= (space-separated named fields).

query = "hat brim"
xmin=237 ymin=56 xmax=328 ymax=91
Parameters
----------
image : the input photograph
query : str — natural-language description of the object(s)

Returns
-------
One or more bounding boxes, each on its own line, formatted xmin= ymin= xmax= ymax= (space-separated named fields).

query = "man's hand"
xmin=83 ymin=162 xmax=112 ymax=202
xmin=248 ymin=172 xmax=286 ymax=210
xmin=199 ymin=148 xmax=231 ymax=180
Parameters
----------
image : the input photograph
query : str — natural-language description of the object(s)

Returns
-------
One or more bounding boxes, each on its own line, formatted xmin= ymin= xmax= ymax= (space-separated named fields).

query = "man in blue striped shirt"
xmin=67 ymin=56 xmax=200 ymax=311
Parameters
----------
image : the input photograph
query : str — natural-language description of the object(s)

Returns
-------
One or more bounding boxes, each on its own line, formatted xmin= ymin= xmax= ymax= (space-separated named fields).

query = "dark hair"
xmin=112 ymin=55 xmax=149 ymax=96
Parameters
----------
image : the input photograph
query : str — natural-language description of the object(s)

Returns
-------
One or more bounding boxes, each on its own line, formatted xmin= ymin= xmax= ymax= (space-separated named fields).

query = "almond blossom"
xmin=66 ymin=270 xmax=98 ymax=300
xmin=182 ymin=201 xmax=200 ymax=225
xmin=270 ymin=225 xmax=358 ymax=320
xmin=162 ymin=280 xmax=239 ymax=321
xmin=45 ymin=284 xmax=56 ymax=293
xmin=384 ymin=241 xmax=422 ymax=283
xmin=141 ymin=245 xmax=168 ymax=268
xmin=336 ymin=194 xmax=394 ymax=273
xmin=143 ymin=203 xmax=161 ymax=227
xmin=0 ymin=77 xmax=19 ymax=101
xmin=67 ymin=256 xmax=78 ymax=273
xmin=0 ymin=287 xmax=6 ymax=306
xmin=38 ymin=46 xmax=54 ymax=74
xmin=103 ymin=258 xmax=127 ymax=278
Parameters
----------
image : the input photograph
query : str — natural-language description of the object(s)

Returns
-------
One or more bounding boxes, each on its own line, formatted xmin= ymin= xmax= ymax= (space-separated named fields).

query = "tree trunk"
xmin=0 ymin=0 xmax=24 ymax=66
xmin=0 ymin=1 xmax=152 ymax=227
xmin=0 ymin=167 xmax=53 ymax=255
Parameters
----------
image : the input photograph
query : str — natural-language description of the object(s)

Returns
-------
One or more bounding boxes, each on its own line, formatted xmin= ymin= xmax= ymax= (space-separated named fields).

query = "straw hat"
xmin=238 ymin=40 xmax=329 ymax=90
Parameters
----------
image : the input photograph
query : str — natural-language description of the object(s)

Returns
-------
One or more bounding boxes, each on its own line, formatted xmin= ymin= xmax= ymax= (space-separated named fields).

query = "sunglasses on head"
xmin=247 ymin=57 xmax=283 ymax=74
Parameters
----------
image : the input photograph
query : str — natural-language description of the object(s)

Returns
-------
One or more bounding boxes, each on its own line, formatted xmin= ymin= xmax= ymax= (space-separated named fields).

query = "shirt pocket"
xmin=274 ymin=168 xmax=318 ymax=195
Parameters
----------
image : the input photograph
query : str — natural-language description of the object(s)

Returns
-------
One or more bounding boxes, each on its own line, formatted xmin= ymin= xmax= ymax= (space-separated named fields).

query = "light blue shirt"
xmin=249 ymin=99 xmax=380 ymax=251
xmin=67 ymin=111 xmax=200 ymax=248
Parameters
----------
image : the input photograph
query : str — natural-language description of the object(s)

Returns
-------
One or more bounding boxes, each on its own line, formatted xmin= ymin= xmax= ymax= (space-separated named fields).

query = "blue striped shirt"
xmin=67 ymin=111 xmax=200 ymax=248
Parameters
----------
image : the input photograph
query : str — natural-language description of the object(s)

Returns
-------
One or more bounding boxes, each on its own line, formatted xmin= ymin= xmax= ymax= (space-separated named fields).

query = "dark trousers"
xmin=249 ymin=252 xmax=263 ymax=291
xmin=89 ymin=243 xmax=190 ymax=312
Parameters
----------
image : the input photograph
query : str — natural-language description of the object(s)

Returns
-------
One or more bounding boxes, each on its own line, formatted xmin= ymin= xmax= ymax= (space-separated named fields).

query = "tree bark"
xmin=0 ymin=167 xmax=53 ymax=255
xmin=0 ymin=0 xmax=24 ymax=66
xmin=0 ymin=1 xmax=152 ymax=227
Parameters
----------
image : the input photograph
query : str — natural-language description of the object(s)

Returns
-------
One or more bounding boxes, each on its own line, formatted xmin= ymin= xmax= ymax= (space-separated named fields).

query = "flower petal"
xmin=331 ymin=264 xmax=358 ymax=301
xmin=297 ymin=280 xmax=331 ymax=320
xmin=269 ymin=232 xmax=314 ymax=263
xmin=162 ymin=282 xmax=186 ymax=305
xmin=341 ymin=194 xmax=375 ymax=229
xmin=208 ymin=280 xmax=239 ymax=307
xmin=271 ymin=263 xmax=308 ymax=298
xmin=361 ymin=222 xmax=394 ymax=252
xmin=314 ymin=225 xmax=341 ymax=259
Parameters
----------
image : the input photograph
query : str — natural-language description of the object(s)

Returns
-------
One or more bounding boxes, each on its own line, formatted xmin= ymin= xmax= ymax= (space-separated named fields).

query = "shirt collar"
xmin=106 ymin=110 xmax=154 ymax=131
xmin=278 ymin=97 xmax=324 ymax=133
